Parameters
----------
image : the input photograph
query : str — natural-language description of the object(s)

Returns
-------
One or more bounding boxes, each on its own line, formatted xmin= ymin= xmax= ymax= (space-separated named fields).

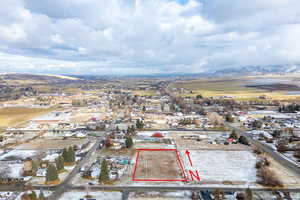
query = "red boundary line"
xmin=132 ymin=150 xmax=140 ymax=181
xmin=132 ymin=149 xmax=188 ymax=182
xmin=176 ymin=150 xmax=188 ymax=181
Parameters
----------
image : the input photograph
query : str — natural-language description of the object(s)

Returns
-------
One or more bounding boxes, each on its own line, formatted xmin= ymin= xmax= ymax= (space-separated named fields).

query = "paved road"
xmin=70 ymin=185 xmax=300 ymax=192
xmin=3 ymin=127 xmax=300 ymax=200
xmin=226 ymin=123 xmax=300 ymax=175
xmin=45 ymin=137 xmax=102 ymax=200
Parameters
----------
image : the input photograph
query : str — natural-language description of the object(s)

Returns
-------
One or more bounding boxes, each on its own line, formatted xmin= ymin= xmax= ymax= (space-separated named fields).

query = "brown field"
xmin=100 ymin=148 xmax=135 ymax=157
xmin=169 ymin=76 xmax=300 ymax=100
xmin=0 ymin=107 xmax=55 ymax=128
xmin=17 ymin=138 xmax=90 ymax=150
xmin=134 ymin=150 xmax=184 ymax=181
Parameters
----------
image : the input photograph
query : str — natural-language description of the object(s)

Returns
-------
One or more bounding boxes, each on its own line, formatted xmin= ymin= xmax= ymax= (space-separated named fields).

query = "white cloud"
xmin=0 ymin=0 xmax=299 ymax=75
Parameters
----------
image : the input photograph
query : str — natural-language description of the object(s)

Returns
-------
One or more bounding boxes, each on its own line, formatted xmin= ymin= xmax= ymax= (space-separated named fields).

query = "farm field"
xmin=133 ymin=150 xmax=185 ymax=181
xmin=169 ymin=76 xmax=300 ymax=100
xmin=17 ymin=138 xmax=90 ymax=150
xmin=0 ymin=107 xmax=55 ymax=128
xmin=181 ymin=150 xmax=257 ymax=184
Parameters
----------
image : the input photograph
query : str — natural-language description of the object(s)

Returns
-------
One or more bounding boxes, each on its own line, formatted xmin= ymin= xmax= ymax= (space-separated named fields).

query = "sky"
xmin=0 ymin=0 xmax=300 ymax=75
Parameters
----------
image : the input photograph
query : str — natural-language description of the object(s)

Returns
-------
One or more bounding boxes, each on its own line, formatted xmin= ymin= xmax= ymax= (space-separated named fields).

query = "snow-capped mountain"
xmin=205 ymin=65 xmax=300 ymax=77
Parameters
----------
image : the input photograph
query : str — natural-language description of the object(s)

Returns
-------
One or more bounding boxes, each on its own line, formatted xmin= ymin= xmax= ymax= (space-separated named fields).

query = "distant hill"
xmin=0 ymin=73 xmax=82 ymax=85
xmin=204 ymin=65 xmax=300 ymax=77
xmin=0 ymin=73 xmax=84 ymax=101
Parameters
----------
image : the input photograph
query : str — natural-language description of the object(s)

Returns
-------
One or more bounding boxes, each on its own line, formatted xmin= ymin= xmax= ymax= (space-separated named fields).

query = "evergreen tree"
xmin=131 ymin=125 xmax=135 ymax=133
xmin=116 ymin=126 xmax=120 ymax=132
xmin=125 ymin=137 xmax=133 ymax=148
xmin=136 ymin=119 xmax=140 ymax=129
xmin=68 ymin=146 xmax=75 ymax=163
xmin=196 ymin=94 xmax=203 ymax=99
xmin=238 ymin=136 xmax=249 ymax=145
xmin=225 ymin=113 xmax=234 ymax=122
xmin=62 ymin=148 xmax=68 ymax=162
xmin=55 ymin=155 xmax=65 ymax=172
xmin=252 ymin=120 xmax=263 ymax=129
xmin=46 ymin=164 xmax=59 ymax=182
xmin=126 ymin=126 xmax=132 ymax=134
xmin=98 ymin=159 xmax=109 ymax=184
xmin=136 ymin=119 xmax=144 ymax=129
xmin=31 ymin=160 xmax=38 ymax=174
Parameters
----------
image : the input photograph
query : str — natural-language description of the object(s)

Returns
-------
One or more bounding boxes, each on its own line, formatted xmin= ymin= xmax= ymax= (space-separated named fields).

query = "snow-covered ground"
xmin=181 ymin=150 xmax=257 ymax=183
xmin=0 ymin=162 xmax=24 ymax=178
xmin=129 ymin=191 xmax=192 ymax=200
xmin=59 ymin=191 xmax=122 ymax=200
xmin=32 ymin=111 xmax=71 ymax=121
xmin=8 ymin=163 xmax=23 ymax=178
xmin=15 ymin=190 xmax=52 ymax=200
xmin=0 ymin=150 xmax=38 ymax=160
xmin=30 ymin=165 xmax=75 ymax=185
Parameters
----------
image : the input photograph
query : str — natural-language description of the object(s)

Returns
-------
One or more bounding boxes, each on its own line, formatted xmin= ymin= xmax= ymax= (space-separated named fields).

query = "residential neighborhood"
xmin=1 ymin=75 xmax=300 ymax=200
xmin=1 ymin=0 xmax=300 ymax=199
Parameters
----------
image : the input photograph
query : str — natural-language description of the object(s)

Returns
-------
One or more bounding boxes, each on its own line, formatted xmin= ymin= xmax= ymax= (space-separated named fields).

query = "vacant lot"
xmin=0 ymin=149 xmax=40 ymax=161
xmin=0 ymin=107 xmax=54 ymax=128
xmin=182 ymin=150 xmax=257 ymax=184
xmin=17 ymin=138 xmax=89 ymax=150
xmin=134 ymin=150 xmax=185 ymax=181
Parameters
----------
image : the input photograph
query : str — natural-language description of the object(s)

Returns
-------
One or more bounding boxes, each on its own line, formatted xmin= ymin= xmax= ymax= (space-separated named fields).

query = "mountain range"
xmin=204 ymin=65 xmax=300 ymax=77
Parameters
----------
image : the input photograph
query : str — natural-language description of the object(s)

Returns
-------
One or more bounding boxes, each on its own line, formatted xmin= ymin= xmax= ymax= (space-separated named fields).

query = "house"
xmin=36 ymin=168 xmax=47 ymax=177
xmin=248 ymin=130 xmax=273 ymax=140
xmin=0 ymin=192 xmax=13 ymax=199
xmin=76 ymin=132 xmax=87 ymax=138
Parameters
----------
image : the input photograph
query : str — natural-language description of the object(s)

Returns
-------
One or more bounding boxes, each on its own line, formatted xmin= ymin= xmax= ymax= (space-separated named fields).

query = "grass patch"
xmin=169 ymin=77 xmax=300 ymax=100
xmin=58 ymin=169 xmax=68 ymax=174
xmin=45 ymin=179 xmax=60 ymax=185
xmin=0 ymin=107 xmax=55 ymax=128
xmin=64 ymin=162 xmax=75 ymax=166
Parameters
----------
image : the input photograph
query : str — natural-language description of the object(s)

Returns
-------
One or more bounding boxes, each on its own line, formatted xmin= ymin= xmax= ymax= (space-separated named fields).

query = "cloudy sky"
xmin=0 ymin=0 xmax=300 ymax=75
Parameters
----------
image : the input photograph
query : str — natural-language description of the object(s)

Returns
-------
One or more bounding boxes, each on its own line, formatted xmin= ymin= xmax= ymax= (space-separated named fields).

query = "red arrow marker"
xmin=185 ymin=150 xmax=193 ymax=167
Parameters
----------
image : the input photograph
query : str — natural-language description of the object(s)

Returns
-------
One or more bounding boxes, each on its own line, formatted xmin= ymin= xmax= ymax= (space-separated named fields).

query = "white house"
xmin=36 ymin=168 xmax=47 ymax=177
